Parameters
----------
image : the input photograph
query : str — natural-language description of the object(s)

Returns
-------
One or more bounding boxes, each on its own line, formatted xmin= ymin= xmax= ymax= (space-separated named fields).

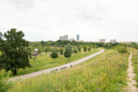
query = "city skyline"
xmin=0 ymin=0 xmax=138 ymax=42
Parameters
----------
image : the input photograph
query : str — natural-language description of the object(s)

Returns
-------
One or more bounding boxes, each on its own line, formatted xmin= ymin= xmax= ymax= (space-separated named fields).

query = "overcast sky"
xmin=0 ymin=0 xmax=138 ymax=42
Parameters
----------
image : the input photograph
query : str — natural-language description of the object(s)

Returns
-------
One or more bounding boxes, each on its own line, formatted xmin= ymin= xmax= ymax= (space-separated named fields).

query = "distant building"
xmin=76 ymin=34 xmax=80 ymax=41
xmin=99 ymin=39 xmax=105 ymax=43
xmin=59 ymin=35 xmax=68 ymax=40
xmin=119 ymin=41 xmax=136 ymax=44
xmin=110 ymin=39 xmax=116 ymax=43
xmin=119 ymin=41 xmax=128 ymax=44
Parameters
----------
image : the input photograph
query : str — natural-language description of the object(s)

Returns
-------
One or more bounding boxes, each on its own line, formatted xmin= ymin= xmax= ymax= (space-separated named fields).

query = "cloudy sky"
xmin=0 ymin=0 xmax=138 ymax=42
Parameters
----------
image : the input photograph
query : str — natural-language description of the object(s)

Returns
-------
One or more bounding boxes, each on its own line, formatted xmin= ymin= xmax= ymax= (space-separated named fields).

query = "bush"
xmin=116 ymin=46 xmax=127 ymax=53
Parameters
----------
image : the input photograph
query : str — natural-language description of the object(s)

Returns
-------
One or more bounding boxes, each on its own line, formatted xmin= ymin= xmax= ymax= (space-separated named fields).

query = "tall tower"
xmin=76 ymin=34 xmax=79 ymax=41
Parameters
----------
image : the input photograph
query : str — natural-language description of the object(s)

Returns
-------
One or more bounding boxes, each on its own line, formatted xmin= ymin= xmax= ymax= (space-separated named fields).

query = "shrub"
xmin=116 ymin=46 xmax=127 ymax=53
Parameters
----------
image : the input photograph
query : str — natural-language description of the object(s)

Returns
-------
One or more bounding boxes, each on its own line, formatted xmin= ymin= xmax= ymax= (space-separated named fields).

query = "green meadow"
xmin=9 ymin=49 xmax=98 ymax=77
xmin=8 ymin=49 xmax=129 ymax=92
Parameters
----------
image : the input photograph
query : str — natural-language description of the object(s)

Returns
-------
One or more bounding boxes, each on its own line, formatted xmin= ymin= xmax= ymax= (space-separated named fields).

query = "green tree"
xmin=88 ymin=47 xmax=91 ymax=52
xmin=0 ymin=28 xmax=31 ymax=75
xmin=74 ymin=48 xmax=78 ymax=54
xmin=64 ymin=44 xmax=72 ymax=63
xmin=50 ymin=49 xmax=58 ymax=62
xmin=45 ymin=46 xmax=50 ymax=52
xmin=77 ymin=46 xmax=81 ymax=52
xmin=59 ymin=48 xmax=63 ymax=55
xmin=83 ymin=46 xmax=87 ymax=52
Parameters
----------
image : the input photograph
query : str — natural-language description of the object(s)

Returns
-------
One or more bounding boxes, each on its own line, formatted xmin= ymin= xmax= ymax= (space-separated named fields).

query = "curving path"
xmin=9 ymin=49 xmax=105 ymax=81
xmin=126 ymin=51 xmax=137 ymax=92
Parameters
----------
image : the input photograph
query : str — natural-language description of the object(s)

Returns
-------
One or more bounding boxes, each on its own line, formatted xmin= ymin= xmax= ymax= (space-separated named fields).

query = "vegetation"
xmin=73 ymin=48 xmax=78 ymax=54
xmin=8 ymin=50 xmax=129 ymax=92
xmin=0 ymin=28 xmax=137 ymax=92
xmin=83 ymin=46 xmax=87 ymax=52
xmin=128 ymin=42 xmax=138 ymax=49
xmin=116 ymin=45 xmax=127 ymax=53
xmin=50 ymin=49 xmax=59 ymax=62
xmin=0 ymin=72 xmax=11 ymax=92
xmin=59 ymin=48 xmax=63 ymax=55
xmin=129 ymin=48 xmax=138 ymax=88
xmin=29 ymin=40 xmax=119 ymax=53
xmin=64 ymin=44 xmax=72 ymax=63
xmin=77 ymin=46 xmax=81 ymax=52
xmin=0 ymin=74 xmax=6 ymax=92
xmin=88 ymin=46 xmax=91 ymax=52
xmin=0 ymin=28 xmax=31 ymax=75
xmin=6 ymin=49 xmax=98 ymax=77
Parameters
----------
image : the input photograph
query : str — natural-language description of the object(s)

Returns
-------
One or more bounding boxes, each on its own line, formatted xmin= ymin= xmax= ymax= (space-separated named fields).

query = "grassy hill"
xmin=1 ymin=49 xmax=98 ymax=77
xmin=8 ymin=49 xmax=129 ymax=92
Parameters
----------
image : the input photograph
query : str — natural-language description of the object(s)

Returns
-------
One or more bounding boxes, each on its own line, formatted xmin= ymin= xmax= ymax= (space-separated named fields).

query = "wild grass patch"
xmin=129 ymin=48 xmax=138 ymax=88
xmin=8 ymin=49 xmax=129 ymax=92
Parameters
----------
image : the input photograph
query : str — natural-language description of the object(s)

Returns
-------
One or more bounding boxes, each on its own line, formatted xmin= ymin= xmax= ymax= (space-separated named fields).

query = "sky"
xmin=0 ymin=0 xmax=138 ymax=42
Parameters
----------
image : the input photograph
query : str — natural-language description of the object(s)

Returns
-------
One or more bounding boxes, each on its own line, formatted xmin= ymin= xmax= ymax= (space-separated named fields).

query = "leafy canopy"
xmin=64 ymin=44 xmax=72 ymax=58
xmin=50 ymin=49 xmax=58 ymax=62
xmin=0 ymin=28 xmax=31 ymax=75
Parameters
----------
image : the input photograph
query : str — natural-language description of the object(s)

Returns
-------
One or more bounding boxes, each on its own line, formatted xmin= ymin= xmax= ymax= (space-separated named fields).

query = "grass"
xmin=10 ymin=49 xmax=98 ymax=77
xmin=8 ymin=49 xmax=129 ymax=92
xmin=129 ymin=48 xmax=138 ymax=88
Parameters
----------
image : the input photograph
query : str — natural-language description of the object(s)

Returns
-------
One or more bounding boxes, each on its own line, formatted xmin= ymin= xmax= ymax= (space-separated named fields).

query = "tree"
xmin=64 ymin=44 xmax=72 ymax=63
xmin=59 ymin=48 xmax=63 ymax=55
xmin=0 ymin=28 xmax=31 ymax=75
xmin=45 ymin=46 xmax=50 ymax=52
xmin=0 ymin=32 xmax=2 ymax=39
xmin=73 ymin=48 xmax=78 ymax=54
xmin=77 ymin=46 xmax=81 ymax=52
xmin=88 ymin=47 xmax=91 ymax=52
xmin=83 ymin=46 xmax=87 ymax=52
xmin=50 ymin=49 xmax=58 ymax=62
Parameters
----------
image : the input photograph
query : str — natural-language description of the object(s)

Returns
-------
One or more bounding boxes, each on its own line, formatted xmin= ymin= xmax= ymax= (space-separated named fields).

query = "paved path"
xmin=126 ymin=51 xmax=137 ymax=92
xmin=9 ymin=49 xmax=105 ymax=81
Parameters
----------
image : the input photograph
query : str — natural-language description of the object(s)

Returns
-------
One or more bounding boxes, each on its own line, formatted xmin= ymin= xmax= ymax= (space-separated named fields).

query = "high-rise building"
xmin=59 ymin=35 xmax=68 ymax=40
xmin=76 ymin=34 xmax=79 ymax=41
xmin=99 ymin=39 xmax=105 ymax=43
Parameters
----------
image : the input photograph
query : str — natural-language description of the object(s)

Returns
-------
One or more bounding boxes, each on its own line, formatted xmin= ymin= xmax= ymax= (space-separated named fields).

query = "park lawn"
xmin=10 ymin=49 xmax=98 ymax=77
xmin=129 ymin=48 xmax=138 ymax=88
xmin=8 ymin=49 xmax=129 ymax=92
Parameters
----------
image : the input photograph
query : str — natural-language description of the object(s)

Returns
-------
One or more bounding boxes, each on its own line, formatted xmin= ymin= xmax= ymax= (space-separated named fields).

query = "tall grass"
xmin=11 ymin=49 xmax=98 ymax=77
xmin=8 ymin=49 xmax=129 ymax=92
xmin=0 ymin=72 xmax=11 ymax=92
xmin=116 ymin=45 xmax=127 ymax=53
xmin=129 ymin=48 xmax=138 ymax=88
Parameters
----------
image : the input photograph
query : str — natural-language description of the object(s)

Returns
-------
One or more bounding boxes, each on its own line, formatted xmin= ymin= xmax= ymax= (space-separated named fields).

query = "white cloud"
xmin=0 ymin=0 xmax=138 ymax=42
